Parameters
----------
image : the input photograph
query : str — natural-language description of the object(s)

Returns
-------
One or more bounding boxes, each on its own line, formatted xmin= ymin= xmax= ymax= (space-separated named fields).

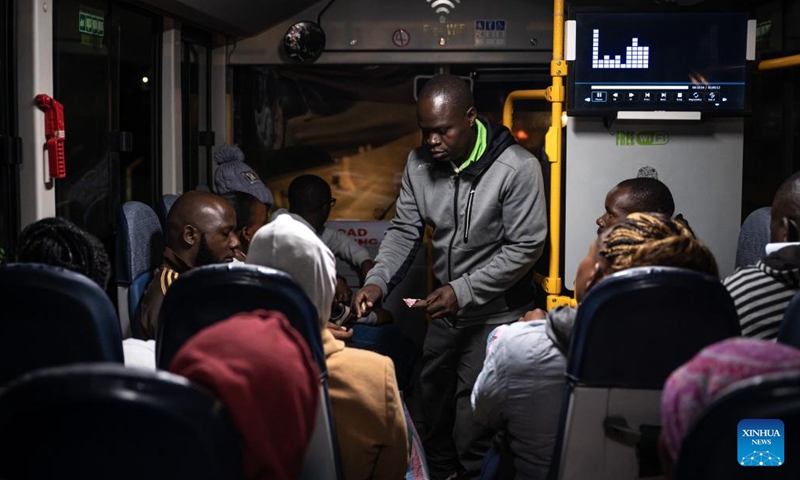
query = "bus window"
xmin=232 ymin=65 xmax=551 ymax=222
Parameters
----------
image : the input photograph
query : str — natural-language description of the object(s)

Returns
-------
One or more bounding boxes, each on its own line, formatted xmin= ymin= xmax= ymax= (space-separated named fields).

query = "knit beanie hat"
xmin=214 ymin=145 xmax=274 ymax=206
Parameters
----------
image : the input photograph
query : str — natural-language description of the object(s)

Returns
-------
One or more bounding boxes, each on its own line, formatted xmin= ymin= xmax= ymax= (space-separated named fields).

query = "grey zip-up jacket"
xmin=365 ymin=117 xmax=548 ymax=327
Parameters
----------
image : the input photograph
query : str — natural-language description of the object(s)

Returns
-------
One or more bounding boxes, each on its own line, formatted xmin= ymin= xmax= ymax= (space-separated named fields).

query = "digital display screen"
xmin=568 ymin=12 xmax=749 ymax=115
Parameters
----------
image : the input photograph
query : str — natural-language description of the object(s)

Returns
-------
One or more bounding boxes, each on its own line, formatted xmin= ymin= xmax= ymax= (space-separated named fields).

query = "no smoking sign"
xmin=392 ymin=29 xmax=411 ymax=48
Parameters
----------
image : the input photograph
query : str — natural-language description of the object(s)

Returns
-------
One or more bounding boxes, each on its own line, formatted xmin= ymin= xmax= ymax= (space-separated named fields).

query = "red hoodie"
xmin=170 ymin=310 xmax=319 ymax=480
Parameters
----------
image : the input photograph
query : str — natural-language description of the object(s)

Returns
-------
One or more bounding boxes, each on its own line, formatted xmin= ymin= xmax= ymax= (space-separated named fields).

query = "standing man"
xmin=353 ymin=74 xmax=547 ymax=479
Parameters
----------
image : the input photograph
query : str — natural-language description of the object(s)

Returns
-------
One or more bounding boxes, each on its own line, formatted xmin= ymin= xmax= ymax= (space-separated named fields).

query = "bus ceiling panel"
xmin=136 ymin=0 xmax=322 ymax=38
xmin=230 ymin=0 xmax=554 ymax=65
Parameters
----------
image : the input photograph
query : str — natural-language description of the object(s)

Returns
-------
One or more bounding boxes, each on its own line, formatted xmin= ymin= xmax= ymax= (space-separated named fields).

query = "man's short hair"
xmin=221 ymin=191 xmax=262 ymax=231
xmin=617 ymin=177 xmax=675 ymax=216
xmin=418 ymin=74 xmax=474 ymax=115
xmin=772 ymin=171 xmax=800 ymax=218
xmin=288 ymin=175 xmax=331 ymax=213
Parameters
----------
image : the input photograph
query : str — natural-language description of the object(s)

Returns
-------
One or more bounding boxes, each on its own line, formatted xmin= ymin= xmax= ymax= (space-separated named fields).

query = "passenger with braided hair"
xmin=599 ymin=213 xmax=718 ymax=279
xmin=15 ymin=217 xmax=111 ymax=289
xmin=471 ymin=213 xmax=718 ymax=480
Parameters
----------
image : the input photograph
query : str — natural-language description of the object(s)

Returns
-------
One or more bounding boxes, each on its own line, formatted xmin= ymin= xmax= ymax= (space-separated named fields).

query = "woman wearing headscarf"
xmin=247 ymin=214 xmax=409 ymax=480
xmin=660 ymin=337 xmax=800 ymax=474
xmin=169 ymin=310 xmax=320 ymax=480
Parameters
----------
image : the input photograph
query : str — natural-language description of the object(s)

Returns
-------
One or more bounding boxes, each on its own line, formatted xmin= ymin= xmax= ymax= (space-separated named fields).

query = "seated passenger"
xmin=723 ymin=172 xmax=800 ymax=339
xmin=273 ymin=174 xmax=375 ymax=302
xmin=137 ymin=190 xmax=240 ymax=339
xmin=274 ymin=174 xmax=393 ymax=340
xmin=247 ymin=214 xmax=409 ymax=480
xmin=16 ymin=217 xmax=111 ymax=289
xmin=471 ymin=213 xmax=718 ymax=480
xmin=659 ymin=337 xmax=800 ymax=475
xmin=170 ymin=310 xmax=319 ymax=480
xmin=220 ymin=191 xmax=269 ymax=261
xmin=596 ymin=177 xmax=675 ymax=233
xmin=214 ymin=144 xmax=275 ymax=211
xmin=15 ymin=217 xmax=154 ymax=368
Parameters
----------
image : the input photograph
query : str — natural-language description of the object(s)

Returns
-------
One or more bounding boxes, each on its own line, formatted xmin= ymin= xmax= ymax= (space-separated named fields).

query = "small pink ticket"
xmin=403 ymin=298 xmax=422 ymax=308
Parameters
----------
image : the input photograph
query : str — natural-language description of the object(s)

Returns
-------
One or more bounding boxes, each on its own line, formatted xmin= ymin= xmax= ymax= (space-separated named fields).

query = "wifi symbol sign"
xmin=427 ymin=0 xmax=461 ymax=15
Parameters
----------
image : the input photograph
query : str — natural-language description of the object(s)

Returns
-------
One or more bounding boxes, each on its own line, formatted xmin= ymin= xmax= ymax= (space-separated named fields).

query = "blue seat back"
xmin=736 ymin=206 xmax=771 ymax=269
xmin=550 ymin=267 xmax=741 ymax=480
xmin=0 ymin=363 xmax=244 ymax=480
xmin=155 ymin=263 xmax=342 ymax=480
xmin=156 ymin=263 xmax=325 ymax=373
xmin=0 ymin=264 xmax=124 ymax=385
xmin=675 ymin=371 xmax=800 ymax=479
xmin=777 ymin=291 xmax=800 ymax=348
xmin=115 ymin=201 xmax=163 ymax=338
xmin=157 ymin=194 xmax=180 ymax=232
xmin=567 ymin=266 xmax=741 ymax=388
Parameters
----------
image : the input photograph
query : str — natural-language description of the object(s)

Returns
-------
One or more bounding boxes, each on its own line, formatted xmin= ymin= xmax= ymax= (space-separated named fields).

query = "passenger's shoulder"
xmin=722 ymin=264 xmax=763 ymax=285
xmin=493 ymin=321 xmax=551 ymax=359
xmin=336 ymin=347 xmax=394 ymax=374
xmin=328 ymin=348 xmax=396 ymax=396
xmin=339 ymin=344 xmax=386 ymax=359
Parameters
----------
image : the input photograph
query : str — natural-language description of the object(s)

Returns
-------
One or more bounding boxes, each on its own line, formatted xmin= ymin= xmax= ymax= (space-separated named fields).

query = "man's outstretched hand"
xmin=352 ymin=284 xmax=383 ymax=318
xmin=414 ymin=285 xmax=459 ymax=320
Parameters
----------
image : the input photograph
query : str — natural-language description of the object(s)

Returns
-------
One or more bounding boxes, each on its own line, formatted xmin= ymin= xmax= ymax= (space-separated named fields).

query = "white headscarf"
xmin=247 ymin=214 xmax=336 ymax=328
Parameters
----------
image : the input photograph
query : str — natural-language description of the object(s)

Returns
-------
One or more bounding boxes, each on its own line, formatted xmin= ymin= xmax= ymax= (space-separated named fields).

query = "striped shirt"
xmin=723 ymin=257 xmax=800 ymax=340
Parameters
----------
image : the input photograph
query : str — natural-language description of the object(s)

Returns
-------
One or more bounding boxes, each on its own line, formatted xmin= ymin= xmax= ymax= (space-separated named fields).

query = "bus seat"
xmin=0 ymin=363 xmax=243 ymax=480
xmin=155 ymin=263 xmax=343 ymax=480
xmin=0 ymin=264 xmax=124 ymax=386
xmin=115 ymin=201 xmax=163 ymax=339
xmin=675 ymin=371 xmax=800 ymax=479
xmin=735 ymin=206 xmax=771 ymax=269
xmin=777 ymin=291 xmax=800 ymax=348
xmin=157 ymin=193 xmax=180 ymax=232
xmin=550 ymin=266 xmax=741 ymax=480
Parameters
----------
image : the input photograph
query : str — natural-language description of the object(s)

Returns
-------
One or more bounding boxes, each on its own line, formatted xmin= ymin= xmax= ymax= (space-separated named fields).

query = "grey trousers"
xmin=420 ymin=320 xmax=506 ymax=480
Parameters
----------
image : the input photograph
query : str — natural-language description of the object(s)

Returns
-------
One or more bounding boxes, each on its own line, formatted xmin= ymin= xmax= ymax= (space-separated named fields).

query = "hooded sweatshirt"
xmin=247 ymin=214 xmax=336 ymax=326
xmin=723 ymin=244 xmax=800 ymax=339
xmin=170 ymin=311 xmax=319 ymax=480
xmin=246 ymin=215 xmax=409 ymax=480
xmin=366 ymin=116 xmax=547 ymax=327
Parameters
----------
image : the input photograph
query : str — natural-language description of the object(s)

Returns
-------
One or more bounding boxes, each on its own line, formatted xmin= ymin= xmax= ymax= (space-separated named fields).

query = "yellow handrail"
xmin=544 ymin=0 xmax=569 ymax=309
xmin=502 ymin=89 xmax=547 ymax=128
xmin=501 ymin=0 xmax=572 ymax=310
xmin=759 ymin=54 xmax=800 ymax=71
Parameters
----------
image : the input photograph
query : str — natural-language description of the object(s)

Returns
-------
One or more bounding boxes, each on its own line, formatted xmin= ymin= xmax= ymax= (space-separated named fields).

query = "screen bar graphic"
xmin=590 ymin=85 xmax=690 ymax=90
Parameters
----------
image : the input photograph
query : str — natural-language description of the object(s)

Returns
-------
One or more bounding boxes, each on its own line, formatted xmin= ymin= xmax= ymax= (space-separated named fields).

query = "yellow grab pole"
xmin=759 ymin=54 xmax=800 ymax=71
xmin=542 ymin=0 xmax=570 ymax=309
xmin=502 ymin=90 xmax=547 ymax=129
xmin=501 ymin=0 xmax=570 ymax=310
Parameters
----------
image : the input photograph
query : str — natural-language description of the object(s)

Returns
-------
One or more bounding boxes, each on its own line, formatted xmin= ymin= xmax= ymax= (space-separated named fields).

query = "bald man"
xmin=724 ymin=172 xmax=800 ymax=339
xmin=137 ymin=190 xmax=240 ymax=339
xmin=353 ymin=74 xmax=547 ymax=479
